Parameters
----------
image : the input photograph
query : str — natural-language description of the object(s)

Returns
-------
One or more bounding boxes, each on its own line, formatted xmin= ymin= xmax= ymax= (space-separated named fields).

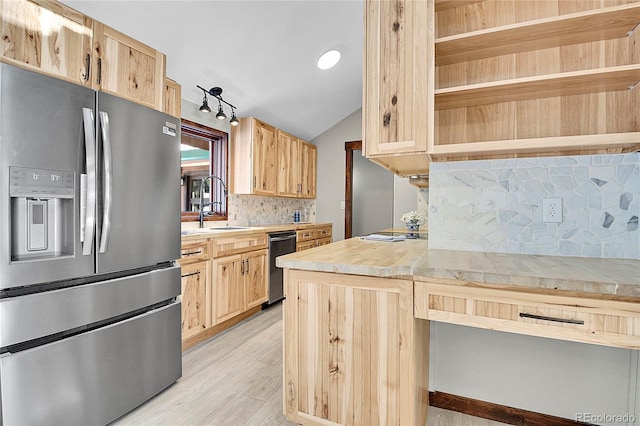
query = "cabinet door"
xmin=92 ymin=22 xmax=166 ymax=112
xmin=213 ymin=254 xmax=244 ymax=324
xmin=299 ymin=140 xmax=317 ymax=199
xmin=252 ymin=119 xmax=278 ymax=196
xmin=276 ymin=130 xmax=300 ymax=197
xmin=180 ymin=261 xmax=210 ymax=340
xmin=244 ymin=249 xmax=268 ymax=309
xmin=363 ymin=0 xmax=431 ymax=157
xmin=163 ymin=77 xmax=181 ymax=118
xmin=0 ymin=0 xmax=93 ymax=85
xmin=283 ymin=270 xmax=428 ymax=425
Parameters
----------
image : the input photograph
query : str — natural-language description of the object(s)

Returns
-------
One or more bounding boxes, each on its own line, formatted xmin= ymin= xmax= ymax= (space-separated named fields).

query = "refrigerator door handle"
xmin=99 ymin=111 xmax=113 ymax=253
xmin=82 ymin=108 xmax=96 ymax=256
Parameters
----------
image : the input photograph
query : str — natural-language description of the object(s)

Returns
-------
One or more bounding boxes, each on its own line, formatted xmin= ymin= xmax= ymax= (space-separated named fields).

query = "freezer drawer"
xmin=0 ymin=302 xmax=182 ymax=425
xmin=0 ymin=265 xmax=180 ymax=348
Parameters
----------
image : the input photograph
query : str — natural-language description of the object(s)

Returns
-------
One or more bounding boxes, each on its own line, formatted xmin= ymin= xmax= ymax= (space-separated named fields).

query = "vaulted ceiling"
xmin=61 ymin=0 xmax=364 ymax=141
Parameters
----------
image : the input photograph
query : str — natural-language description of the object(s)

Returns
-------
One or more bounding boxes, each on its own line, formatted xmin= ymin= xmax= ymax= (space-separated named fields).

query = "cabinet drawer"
xmin=415 ymin=281 xmax=640 ymax=349
xmin=316 ymin=237 xmax=332 ymax=247
xmin=179 ymin=240 xmax=210 ymax=264
xmin=296 ymin=240 xmax=316 ymax=252
xmin=314 ymin=226 xmax=332 ymax=239
xmin=212 ymin=233 xmax=267 ymax=258
xmin=296 ymin=229 xmax=315 ymax=242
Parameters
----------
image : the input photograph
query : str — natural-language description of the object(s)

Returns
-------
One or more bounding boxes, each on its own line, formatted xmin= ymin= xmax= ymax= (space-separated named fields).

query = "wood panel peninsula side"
xmin=277 ymin=237 xmax=640 ymax=425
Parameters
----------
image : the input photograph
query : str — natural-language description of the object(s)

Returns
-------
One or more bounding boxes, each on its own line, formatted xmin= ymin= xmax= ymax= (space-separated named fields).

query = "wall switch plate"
xmin=542 ymin=198 xmax=562 ymax=223
xmin=340 ymin=201 xmax=345 ymax=210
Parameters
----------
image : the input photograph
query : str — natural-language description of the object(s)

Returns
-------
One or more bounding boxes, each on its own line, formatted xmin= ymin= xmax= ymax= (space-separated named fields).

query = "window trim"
xmin=180 ymin=119 xmax=229 ymax=222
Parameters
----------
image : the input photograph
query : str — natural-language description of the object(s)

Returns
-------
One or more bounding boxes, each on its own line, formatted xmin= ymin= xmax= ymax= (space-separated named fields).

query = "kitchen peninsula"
xmin=277 ymin=237 xmax=640 ymax=425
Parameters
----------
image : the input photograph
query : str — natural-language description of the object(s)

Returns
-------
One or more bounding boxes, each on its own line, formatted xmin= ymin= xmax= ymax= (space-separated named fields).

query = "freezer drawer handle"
xmin=518 ymin=312 xmax=584 ymax=325
xmin=98 ymin=111 xmax=113 ymax=253
xmin=82 ymin=108 xmax=96 ymax=256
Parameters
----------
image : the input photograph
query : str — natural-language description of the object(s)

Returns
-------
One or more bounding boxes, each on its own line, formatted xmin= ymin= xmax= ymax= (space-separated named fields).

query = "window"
xmin=180 ymin=119 xmax=228 ymax=222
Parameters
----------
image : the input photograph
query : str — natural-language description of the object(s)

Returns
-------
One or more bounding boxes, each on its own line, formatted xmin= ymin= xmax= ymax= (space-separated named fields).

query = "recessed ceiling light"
xmin=317 ymin=49 xmax=341 ymax=70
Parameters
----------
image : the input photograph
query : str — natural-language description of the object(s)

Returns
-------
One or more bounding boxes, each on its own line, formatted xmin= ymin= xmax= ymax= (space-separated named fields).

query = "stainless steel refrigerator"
xmin=0 ymin=63 xmax=182 ymax=425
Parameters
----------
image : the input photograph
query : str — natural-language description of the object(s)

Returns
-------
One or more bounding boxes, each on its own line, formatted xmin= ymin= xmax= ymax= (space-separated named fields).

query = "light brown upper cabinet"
xmin=276 ymin=130 xmax=300 ymax=197
xmin=276 ymin=131 xmax=317 ymax=198
xmin=299 ymin=140 xmax=317 ymax=199
xmin=0 ymin=0 xmax=94 ymax=86
xmin=92 ymin=22 xmax=166 ymax=112
xmin=230 ymin=117 xmax=278 ymax=196
xmin=363 ymin=0 xmax=640 ymax=178
xmin=233 ymin=117 xmax=317 ymax=198
xmin=362 ymin=0 xmax=433 ymax=178
xmin=163 ymin=77 xmax=182 ymax=118
xmin=1 ymin=0 xmax=169 ymax=113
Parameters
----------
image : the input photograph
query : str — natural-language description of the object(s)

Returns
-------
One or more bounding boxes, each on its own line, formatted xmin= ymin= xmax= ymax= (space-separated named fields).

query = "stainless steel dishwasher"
xmin=267 ymin=230 xmax=297 ymax=305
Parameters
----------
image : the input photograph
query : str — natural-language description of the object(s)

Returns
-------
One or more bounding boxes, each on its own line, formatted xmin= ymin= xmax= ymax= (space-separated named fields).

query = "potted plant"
xmin=401 ymin=210 xmax=427 ymax=232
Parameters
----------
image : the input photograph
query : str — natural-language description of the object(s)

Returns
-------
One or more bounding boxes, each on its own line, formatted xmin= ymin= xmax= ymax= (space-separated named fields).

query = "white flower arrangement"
xmin=401 ymin=210 xmax=427 ymax=225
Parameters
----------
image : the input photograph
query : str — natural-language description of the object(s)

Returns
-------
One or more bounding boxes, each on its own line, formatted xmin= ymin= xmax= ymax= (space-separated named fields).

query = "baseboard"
xmin=181 ymin=305 xmax=262 ymax=351
xmin=429 ymin=391 xmax=595 ymax=426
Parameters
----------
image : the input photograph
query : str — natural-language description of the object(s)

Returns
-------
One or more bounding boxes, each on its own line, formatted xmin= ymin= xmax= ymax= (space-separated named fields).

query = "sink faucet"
xmin=199 ymin=175 xmax=228 ymax=228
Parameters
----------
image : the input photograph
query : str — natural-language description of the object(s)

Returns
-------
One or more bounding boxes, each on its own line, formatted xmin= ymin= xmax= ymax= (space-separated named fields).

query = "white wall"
xmin=181 ymin=98 xmax=230 ymax=134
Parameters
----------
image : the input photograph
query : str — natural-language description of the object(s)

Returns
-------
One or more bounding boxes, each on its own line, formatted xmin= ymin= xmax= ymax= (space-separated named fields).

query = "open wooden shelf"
xmin=435 ymin=65 xmax=640 ymax=110
xmin=430 ymin=133 xmax=640 ymax=157
xmin=434 ymin=0 xmax=483 ymax=12
xmin=436 ymin=3 xmax=640 ymax=66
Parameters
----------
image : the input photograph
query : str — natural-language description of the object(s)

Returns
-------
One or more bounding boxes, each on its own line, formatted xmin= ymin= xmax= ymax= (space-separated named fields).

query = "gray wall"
xmin=352 ymin=151 xmax=393 ymax=236
xmin=313 ymin=107 xmax=419 ymax=240
xmin=312 ymin=108 xmax=362 ymax=240
xmin=393 ymin=175 xmax=418 ymax=229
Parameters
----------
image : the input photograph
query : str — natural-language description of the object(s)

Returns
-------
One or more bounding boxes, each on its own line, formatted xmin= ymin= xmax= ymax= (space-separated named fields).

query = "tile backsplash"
xmin=429 ymin=153 xmax=639 ymax=259
xmin=227 ymin=195 xmax=316 ymax=226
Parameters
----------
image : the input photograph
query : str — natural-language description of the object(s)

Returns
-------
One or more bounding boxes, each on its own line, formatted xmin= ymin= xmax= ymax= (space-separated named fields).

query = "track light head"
xmin=230 ymin=110 xmax=239 ymax=126
xmin=199 ymin=94 xmax=211 ymax=113
xmin=215 ymin=102 xmax=226 ymax=120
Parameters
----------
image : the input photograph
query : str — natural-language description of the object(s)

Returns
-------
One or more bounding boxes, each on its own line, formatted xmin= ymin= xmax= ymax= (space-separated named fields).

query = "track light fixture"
xmin=197 ymin=85 xmax=239 ymax=126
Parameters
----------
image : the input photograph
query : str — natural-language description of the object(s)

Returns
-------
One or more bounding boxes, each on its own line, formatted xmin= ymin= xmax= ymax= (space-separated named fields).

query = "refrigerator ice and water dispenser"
xmin=9 ymin=166 xmax=75 ymax=261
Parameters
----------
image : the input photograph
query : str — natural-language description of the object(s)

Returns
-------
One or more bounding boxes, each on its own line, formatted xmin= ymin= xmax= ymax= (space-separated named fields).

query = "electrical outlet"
xmin=542 ymin=198 xmax=562 ymax=223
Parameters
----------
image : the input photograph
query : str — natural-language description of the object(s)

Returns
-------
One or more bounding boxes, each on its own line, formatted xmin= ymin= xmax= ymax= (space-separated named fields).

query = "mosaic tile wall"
xmin=428 ymin=153 xmax=640 ymax=259
xmin=227 ymin=194 xmax=316 ymax=226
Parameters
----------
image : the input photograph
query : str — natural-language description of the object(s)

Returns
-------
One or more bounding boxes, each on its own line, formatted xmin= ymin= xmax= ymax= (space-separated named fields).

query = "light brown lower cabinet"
xmin=212 ymin=248 xmax=267 ymax=324
xmin=180 ymin=234 xmax=268 ymax=350
xmin=296 ymin=225 xmax=332 ymax=252
xmin=180 ymin=260 xmax=210 ymax=340
xmin=283 ymin=269 xmax=429 ymax=426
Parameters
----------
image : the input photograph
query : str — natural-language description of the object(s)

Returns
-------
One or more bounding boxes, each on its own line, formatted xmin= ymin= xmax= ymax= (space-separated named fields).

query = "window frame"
xmin=180 ymin=119 xmax=229 ymax=223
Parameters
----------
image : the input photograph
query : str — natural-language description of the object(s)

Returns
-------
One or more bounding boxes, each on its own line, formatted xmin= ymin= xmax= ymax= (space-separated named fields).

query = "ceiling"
xmin=60 ymin=0 xmax=364 ymax=141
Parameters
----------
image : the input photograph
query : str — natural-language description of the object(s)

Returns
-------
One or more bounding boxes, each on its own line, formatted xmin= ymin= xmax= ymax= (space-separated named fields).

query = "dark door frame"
xmin=344 ymin=140 xmax=362 ymax=239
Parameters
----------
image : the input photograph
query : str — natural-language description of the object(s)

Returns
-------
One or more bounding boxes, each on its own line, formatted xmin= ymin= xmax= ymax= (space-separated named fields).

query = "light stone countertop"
xmin=276 ymin=237 xmax=640 ymax=299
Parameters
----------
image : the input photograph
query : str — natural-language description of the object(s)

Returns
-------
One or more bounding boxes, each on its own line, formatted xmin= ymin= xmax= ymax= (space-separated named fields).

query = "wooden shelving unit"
xmin=363 ymin=0 xmax=640 ymax=177
xmin=431 ymin=0 xmax=640 ymax=160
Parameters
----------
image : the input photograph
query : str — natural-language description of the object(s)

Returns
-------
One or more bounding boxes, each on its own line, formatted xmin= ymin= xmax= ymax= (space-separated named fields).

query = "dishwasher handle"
xmin=269 ymin=235 xmax=297 ymax=242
